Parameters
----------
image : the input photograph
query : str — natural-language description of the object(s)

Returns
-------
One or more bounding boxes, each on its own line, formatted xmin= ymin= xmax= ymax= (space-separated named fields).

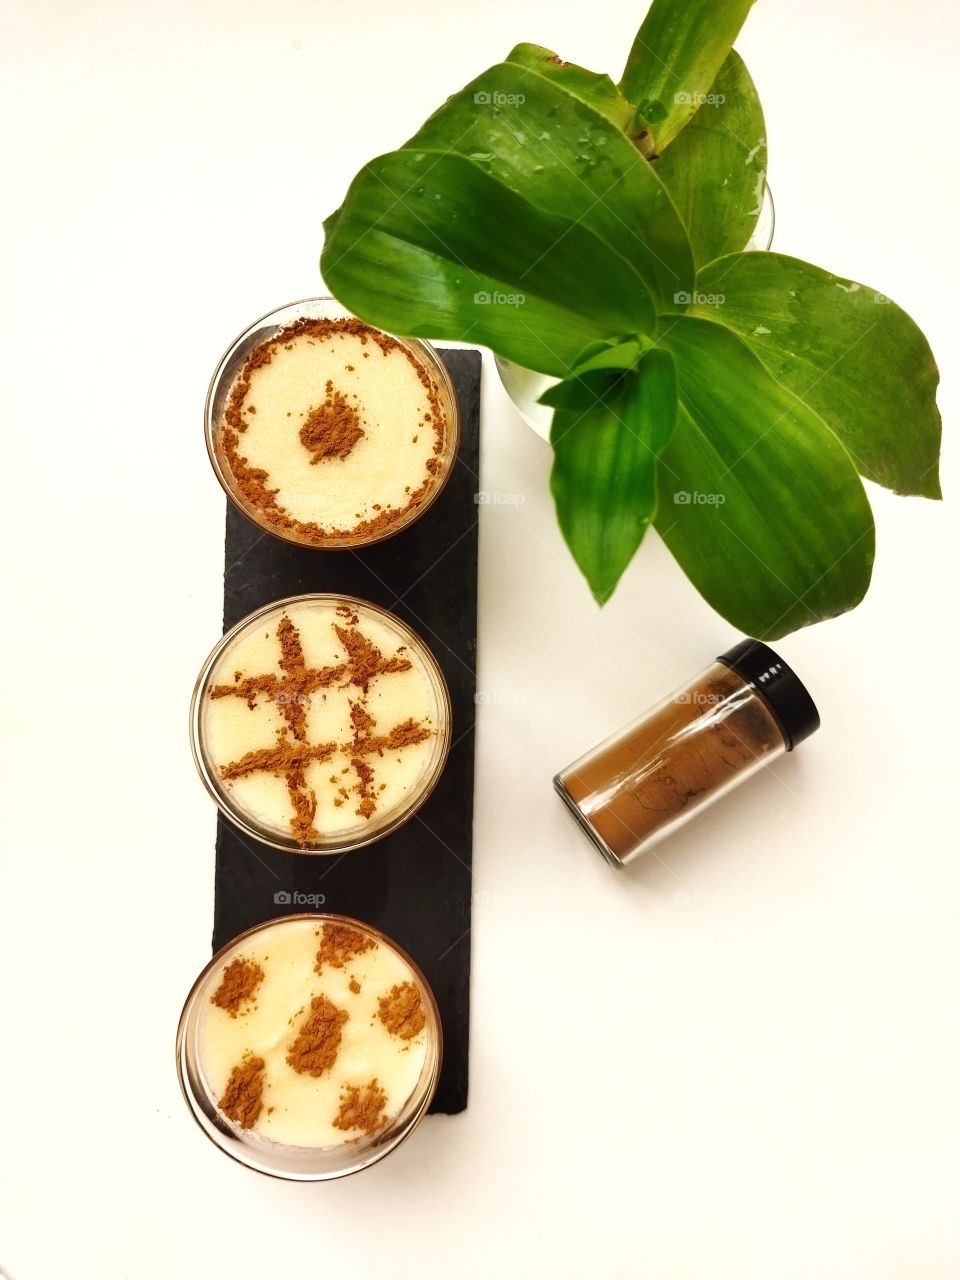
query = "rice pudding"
xmin=176 ymin=914 xmax=442 ymax=1178
xmin=208 ymin=304 xmax=458 ymax=546
xmin=192 ymin=595 xmax=451 ymax=852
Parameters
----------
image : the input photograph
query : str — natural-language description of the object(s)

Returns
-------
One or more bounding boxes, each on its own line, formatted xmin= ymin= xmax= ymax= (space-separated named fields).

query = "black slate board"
xmin=211 ymin=349 xmax=481 ymax=1114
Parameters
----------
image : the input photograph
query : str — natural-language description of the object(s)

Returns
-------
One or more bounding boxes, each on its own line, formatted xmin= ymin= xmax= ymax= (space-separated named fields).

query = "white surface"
xmin=1 ymin=2 xmax=957 ymax=1277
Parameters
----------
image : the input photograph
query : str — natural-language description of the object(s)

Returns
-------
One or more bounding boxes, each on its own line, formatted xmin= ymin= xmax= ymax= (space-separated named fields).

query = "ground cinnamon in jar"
xmin=554 ymin=640 xmax=819 ymax=867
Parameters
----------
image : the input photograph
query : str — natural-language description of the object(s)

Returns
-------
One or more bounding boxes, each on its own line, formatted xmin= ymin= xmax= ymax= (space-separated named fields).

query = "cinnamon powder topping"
xmin=218 ymin=738 xmax=338 ymax=781
xmin=335 ymin=624 xmax=412 ymax=692
xmin=333 ymin=1079 xmax=388 ymax=1136
xmin=316 ymin=922 xmax=376 ymax=972
xmin=377 ymin=981 xmax=426 ymax=1040
xmin=218 ymin=316 xmax=447 ymax=545
xmin=219 ymin=1054 xmax=266 ymax=1128
xmin=287 ymin=766 xmax=320 ymax=845
xmin=208 ymin=611 xmax=434 ymax=844
xmin=300 ymin=380 xmax=365 ymax=463
xmin=286 ymin=994 xmax=349 ymax=1076
xmin=354 ymin=717 xmax=432 ymax=757
xmin=210 ymin=614 xmax=346 ymax=740
xmin=351 ymin=757 xmax=377 ymax=819
xmin=211 ymin=956 xmax=264 ymax=1017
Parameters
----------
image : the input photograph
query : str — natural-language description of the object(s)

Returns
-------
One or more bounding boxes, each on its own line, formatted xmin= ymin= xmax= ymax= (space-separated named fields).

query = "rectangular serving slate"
xmin=211 ymin=348 xmax=481 ymax=1115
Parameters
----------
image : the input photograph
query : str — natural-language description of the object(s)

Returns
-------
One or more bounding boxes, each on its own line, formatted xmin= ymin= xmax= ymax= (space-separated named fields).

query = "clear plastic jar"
xmin=554 ymin=640 xmax=819 ymax=867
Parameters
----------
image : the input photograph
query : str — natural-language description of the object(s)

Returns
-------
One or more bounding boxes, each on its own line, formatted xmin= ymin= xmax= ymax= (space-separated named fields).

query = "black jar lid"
xmin=717 ymin=639 xmax=820 ymax=750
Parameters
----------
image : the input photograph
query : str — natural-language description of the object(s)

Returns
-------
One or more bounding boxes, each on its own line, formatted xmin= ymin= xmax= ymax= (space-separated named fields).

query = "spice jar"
xmin=554 ymin=640 xmax=819 ymax=867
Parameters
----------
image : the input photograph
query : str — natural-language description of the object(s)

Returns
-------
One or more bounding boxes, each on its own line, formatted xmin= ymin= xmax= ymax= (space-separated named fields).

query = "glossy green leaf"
xmin=320 ymin=7 xmax=938 ymax=636
xmin=406 ymin=57 xmax=695 ymax=311
xmin=322 ymin=149 xmax=656 ymax=377
xmin=694 ymin=252 xmax=942 ymax=497
xmin=655 ymin=315 xmax=875 ymax=638
xmin=571 ymin=336 xmax=652 ymax=375
xmin=505 ymin=43 xmax=638 ymax=135
xmin=550 ymin=348 xmax=677 ymax=603
xmin=619 ymin=0 xmax=755 ymax=152
xmin=653 ymin=51 xmax=766 ymax=265
xmin=539 ymin=338 xmax=651 ymax=410
xmin=504 ymin=43 xmax=664 ymax=157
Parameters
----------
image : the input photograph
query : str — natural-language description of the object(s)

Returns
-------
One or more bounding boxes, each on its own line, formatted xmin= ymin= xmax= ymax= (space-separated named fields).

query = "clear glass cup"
xmin=205 ymin=297 xmax=460 ymax=546
xmin=176 ymin=913 xmax=443 ymax=1180
xmin=190 ymin=593 xmax=452 ymax=854
xmin=497 ymin=183 xmax=776 ymax=439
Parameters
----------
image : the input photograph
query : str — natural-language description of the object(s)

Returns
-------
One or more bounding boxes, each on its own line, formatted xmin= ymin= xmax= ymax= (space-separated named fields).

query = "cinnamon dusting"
xmin=354 ymin=718 xmax=432 ymax=757
xmin=299 ymin=380 xmax=365 ymax=463
xmin=351 ymin=757 xmax=377 ymax=819
xmin=218 ymin=1054 xmax=265 ymax=1128
xmin=333 ymin=1079 xmax=388 ymax=1136
xmin=218 ymin=316 xmax=448 ymax=545
xmin=335 ymin=624 xmax=412 ymax=692
xmin=377 ymin=981 xmax=426 ymax=1040
xmin=208 ymin=610 xmax=435 ymax=844
xmin=316 ymin=922 xmax=376 ymax=972
xmin=211 ymin=956 xmax=264 ymax=1017
xmin=286 ymin=994 xmax=349 ymax=1076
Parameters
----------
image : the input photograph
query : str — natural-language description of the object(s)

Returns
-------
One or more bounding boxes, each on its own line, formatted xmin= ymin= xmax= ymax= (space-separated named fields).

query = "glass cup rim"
xmin=189 ymin=592 xmax=452 ymax=855
xmin=204 ymin=296 xmax=461 ymax=549
xmin=175 ymin=911 xmax=443 ymax=1181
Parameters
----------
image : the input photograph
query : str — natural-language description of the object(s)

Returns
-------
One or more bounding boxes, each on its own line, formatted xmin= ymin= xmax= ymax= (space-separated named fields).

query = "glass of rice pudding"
xmin=176 ymin=914 xmax=442 ymax=1180
xmin=205 ymin=298 xmax=460 ymax=547
xmin=190 ymin=594 xmax=451 ymax=854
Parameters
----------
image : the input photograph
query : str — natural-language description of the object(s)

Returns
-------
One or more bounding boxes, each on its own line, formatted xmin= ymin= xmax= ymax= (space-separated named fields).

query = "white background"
xmin=1 ymin=1 xmax=958 ymax=1277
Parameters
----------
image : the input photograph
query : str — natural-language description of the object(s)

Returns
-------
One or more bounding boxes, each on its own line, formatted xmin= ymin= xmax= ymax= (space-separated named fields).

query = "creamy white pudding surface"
xmin=198 ymin=918 xmax=430 ymax=1148
xmin=200 ymin=598 xmax=445 ymax=847
xmin=218 ymin=316 xmax=448 ymax=543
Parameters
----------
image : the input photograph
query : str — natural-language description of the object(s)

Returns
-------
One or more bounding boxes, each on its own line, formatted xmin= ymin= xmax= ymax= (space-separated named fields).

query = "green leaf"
xmin=539 ymin=338 xmax=651 ymax=410
xmin=505 ymin=43 xmax=638 ymax=135
xmin=655 ymin=314 xmax=875 ymax=638
xmin=550 ymin=348 xmax=677 ymax=603
xmin=322 ymin=148 xmax=656 ymax=377
xmin=619 ymin=0 xmax=755 ymax=153
xmin=653 ymin=52 xmax=766 ymax=265
xmin=694 ymin=253 xmax=942 ymax=497
xmin=570 ymin=337 xmax=651 ymax=374
xmin=505 ymin=43 xmax=663 ymax=158
xmin=406 ymin=57 xmax=695 ymax=311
